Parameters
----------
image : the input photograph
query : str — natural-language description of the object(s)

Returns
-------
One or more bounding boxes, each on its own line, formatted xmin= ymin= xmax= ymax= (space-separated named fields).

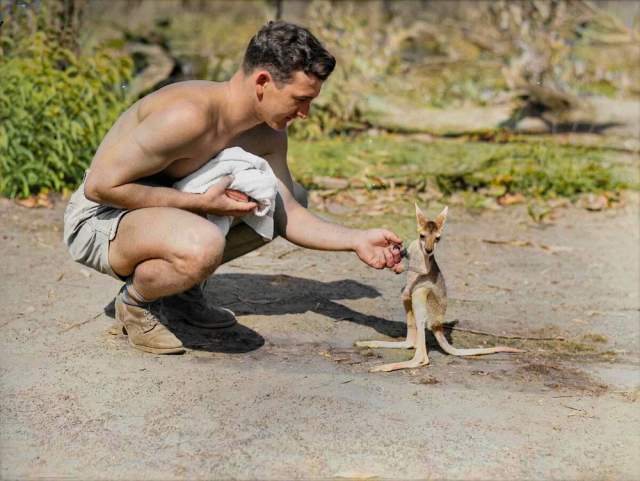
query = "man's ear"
xmin=255 ymin=71 xmax=272 ymax=99
xmin=415 ymin=202 xmax=428 ymax=231
xmin=434 ymin=205 xmax=448 ymax=230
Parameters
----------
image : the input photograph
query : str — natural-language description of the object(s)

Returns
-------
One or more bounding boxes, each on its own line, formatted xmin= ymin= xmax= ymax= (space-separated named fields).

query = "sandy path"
xmin=1 ymin=196 xmax=638 ymax=480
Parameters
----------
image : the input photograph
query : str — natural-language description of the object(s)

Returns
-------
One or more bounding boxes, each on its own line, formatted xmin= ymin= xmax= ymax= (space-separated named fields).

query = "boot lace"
xmin=141 ymin=304 xmax=165 ymax=332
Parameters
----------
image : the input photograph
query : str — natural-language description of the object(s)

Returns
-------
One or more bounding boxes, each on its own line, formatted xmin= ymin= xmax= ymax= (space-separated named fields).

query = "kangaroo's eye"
xmin=435 ymin=236 xmax=441 ymax=242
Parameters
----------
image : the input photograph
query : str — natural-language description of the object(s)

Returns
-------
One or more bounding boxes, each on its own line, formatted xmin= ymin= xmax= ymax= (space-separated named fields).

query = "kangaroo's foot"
xmin=369 ymin=352 xmax=429 ymax=372
xmin=355 ymin=339 xmax=415 ymax=349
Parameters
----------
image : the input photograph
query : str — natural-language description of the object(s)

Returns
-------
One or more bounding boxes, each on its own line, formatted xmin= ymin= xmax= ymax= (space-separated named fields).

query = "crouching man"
xmin=63 ymin=20 xmax=403 ymax=354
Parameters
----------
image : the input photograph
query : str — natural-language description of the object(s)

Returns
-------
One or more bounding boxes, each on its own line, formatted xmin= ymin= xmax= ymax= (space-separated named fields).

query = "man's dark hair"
xmin=242 ymin=21 xmax=336 ymax=85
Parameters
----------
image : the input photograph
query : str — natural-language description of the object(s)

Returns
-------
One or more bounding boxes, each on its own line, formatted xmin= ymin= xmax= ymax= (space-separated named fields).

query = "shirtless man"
xmin=63 ymin=20 xmax=403 ymax=354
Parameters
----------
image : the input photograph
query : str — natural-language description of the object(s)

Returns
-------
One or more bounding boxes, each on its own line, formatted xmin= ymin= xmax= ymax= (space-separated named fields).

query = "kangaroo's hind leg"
xmin=368 ymin=287 xmax=430 ymax=372
xmin=356 ymin=295 xmax=417 ymax=349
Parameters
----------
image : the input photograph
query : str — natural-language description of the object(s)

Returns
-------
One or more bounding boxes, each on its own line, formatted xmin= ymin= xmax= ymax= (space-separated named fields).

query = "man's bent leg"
xmin=109 ymin=207 xmax=226 ymax=300
xmin=108 ymin=207 xmax=226 ymax=351
xmin=159 ymin=219 xmax=269 ymax=330
xmin=160 ymin=183 xmax=309 ymax=329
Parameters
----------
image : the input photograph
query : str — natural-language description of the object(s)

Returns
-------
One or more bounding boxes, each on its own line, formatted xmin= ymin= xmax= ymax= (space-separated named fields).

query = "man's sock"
xmin=121 ymin=280 xmax=154 ymax=306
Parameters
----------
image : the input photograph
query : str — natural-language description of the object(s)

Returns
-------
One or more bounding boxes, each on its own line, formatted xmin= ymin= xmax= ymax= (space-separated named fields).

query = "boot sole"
xmin=122 ymin=325 xmax=186 ymax=355
xmin=181 ymin=317 xmax=237 ymax=329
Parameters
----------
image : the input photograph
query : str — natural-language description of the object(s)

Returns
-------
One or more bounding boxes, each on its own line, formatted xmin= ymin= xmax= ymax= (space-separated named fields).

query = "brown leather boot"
xmin=115 ymin=291 xmax=185 ymax=354
xmin=162 ymin=283 xmax=237 ymax=329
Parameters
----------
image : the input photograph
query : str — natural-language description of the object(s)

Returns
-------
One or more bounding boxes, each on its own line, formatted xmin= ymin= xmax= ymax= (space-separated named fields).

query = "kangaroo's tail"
xmin=432 ymin=326 xmax=525 ymax=356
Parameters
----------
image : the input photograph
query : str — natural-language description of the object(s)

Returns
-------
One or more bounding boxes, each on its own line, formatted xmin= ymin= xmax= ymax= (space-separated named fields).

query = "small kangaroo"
xmin=357 ymin=203 xmax=524 ymax=372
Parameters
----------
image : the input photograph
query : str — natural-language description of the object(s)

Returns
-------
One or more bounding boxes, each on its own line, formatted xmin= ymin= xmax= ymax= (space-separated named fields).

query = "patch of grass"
xmin=289 ymin=134 xmax=636 ymax=199
xmin=447 ymin=329 xmax=617 ymax=362
xmin=447 ymin=330 xmax=526 ymax=352
xmin=578 ymin=79 xmax=619 ymax=98
xmin=581 ymin=333 xmax=608 ymax=344
xmin=299 ymin=134 xmax=637 ymax=238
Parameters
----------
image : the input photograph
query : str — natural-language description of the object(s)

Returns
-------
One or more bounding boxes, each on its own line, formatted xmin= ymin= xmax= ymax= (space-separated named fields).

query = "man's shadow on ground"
xmin=105 ymin=273 xmax=406 ymax=354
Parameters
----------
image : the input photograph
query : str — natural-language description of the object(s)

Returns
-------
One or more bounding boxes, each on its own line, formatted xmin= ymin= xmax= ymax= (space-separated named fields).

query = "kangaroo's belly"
xmin=407 ymin=284 xmax=447 ymax=330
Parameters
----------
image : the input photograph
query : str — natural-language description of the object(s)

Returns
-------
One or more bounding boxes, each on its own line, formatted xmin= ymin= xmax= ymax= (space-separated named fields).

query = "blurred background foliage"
xmin=1 ymin=0 xmax=132 ymax=197
xmin=0 ymin=0 xmax=638 ymax=210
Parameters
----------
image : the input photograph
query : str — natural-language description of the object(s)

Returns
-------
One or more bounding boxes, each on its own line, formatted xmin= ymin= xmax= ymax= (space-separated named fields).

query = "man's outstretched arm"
xmin=263 ymin=130 xmax=403 ymax=271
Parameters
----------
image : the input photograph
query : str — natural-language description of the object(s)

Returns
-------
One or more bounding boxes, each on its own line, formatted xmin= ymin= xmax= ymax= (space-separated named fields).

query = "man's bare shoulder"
xmin=137 ymin=80 xmax=224 ymax=132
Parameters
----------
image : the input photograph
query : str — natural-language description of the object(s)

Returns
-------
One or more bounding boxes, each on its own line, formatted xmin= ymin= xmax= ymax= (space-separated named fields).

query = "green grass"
xmin=289 ymin=134 xmax=636 ymax=198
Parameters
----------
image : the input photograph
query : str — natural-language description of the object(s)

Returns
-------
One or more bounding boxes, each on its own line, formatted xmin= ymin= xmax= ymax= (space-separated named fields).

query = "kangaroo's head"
xmin=415 ymin=203 xmax=448 ymax=257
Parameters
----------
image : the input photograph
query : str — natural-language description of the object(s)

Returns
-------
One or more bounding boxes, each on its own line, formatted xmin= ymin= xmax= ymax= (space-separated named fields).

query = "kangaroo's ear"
xmin=414 ymin=202 xmax=428 ymax=231
xmin=434 ymin=205 xmax=448 ymax=230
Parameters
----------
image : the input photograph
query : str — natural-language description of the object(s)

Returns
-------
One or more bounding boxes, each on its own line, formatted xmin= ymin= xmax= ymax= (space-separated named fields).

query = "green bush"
xmin=0 ymin=31 xmax=133 ymax=198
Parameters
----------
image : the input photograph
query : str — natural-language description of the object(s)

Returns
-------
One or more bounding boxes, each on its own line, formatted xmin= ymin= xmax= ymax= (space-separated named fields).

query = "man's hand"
xmin=353 ymin=228 xmax=404 ymax=272
xmin=199 ymin=176 xmax=258 ymax=217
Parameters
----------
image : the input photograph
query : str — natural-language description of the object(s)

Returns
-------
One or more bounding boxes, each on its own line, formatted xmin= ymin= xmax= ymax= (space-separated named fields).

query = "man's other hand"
xmin=200 ymin=176 xmax=258 ymax=217
xmin=353 ymin=228 xmax=403 ymax=272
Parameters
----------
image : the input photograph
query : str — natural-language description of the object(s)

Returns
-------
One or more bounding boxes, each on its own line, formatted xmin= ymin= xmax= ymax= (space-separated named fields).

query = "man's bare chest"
xmin=163 ymin=137 xmax=230 ymax=179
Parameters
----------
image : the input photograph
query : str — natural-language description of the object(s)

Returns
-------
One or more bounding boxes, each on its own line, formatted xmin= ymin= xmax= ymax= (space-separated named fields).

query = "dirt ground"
xmin=1 ymin=191 xmax=639 ymax=480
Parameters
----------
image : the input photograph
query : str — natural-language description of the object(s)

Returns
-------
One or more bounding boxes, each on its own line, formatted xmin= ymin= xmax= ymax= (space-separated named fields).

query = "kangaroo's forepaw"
xmin=370 ymin=358 xmax=429 ymax=372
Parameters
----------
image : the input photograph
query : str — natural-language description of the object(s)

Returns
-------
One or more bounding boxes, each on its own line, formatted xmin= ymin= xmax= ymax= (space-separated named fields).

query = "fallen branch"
xmin=561 ymin=403 xmax=596 ymax=418
xmin=123 ymin=43 xmax=175 ymax=98
xmin=483 ymin=238 xmax=533 ymax=247
xmin=486 ymin=284 xmax=514 ymax=292
xmin=482 ymin=238 xmax=573 ymax=254
xmin=60 ymin=311 xmax=103 ymax=332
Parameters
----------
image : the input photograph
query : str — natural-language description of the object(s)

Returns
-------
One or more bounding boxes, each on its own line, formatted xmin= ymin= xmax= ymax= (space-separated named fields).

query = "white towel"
xmin=173 ymin=147 xmax=278 ymax=240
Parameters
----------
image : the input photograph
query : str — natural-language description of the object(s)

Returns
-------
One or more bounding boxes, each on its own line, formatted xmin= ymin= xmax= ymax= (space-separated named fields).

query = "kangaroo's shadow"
xmin=104 ymin=273 xmax=409 ymax=353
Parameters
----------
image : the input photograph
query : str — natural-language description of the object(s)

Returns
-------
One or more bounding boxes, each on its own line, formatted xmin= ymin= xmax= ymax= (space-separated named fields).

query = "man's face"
xmin=256 ymin=70 xmax=323 ymax=131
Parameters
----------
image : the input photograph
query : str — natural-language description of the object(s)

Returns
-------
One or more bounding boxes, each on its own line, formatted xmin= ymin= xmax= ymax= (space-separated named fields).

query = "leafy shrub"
xmin=0 ymin=30 xmax=133 ymax=197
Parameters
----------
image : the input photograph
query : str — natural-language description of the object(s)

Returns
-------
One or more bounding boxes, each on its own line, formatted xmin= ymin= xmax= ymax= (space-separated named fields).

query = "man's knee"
xmin=172 ymin=225 xmax=225 ymax=282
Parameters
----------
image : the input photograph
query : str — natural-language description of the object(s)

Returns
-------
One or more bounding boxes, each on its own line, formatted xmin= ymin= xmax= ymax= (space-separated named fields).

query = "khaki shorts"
xmin=63 ymin=180 xmax=130 ymax=280
xmin=63 ymin=174 xmax=307 ymax=281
